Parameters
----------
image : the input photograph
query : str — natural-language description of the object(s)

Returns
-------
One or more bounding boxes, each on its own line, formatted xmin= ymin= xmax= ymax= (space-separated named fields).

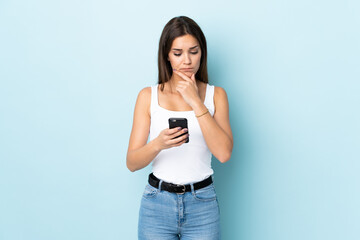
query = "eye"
xmin=173 ymin=51 xmax=198 ymax=57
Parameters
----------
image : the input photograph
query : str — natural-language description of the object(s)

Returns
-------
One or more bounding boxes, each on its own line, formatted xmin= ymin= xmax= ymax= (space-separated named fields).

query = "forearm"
xmin=126 ymin=140 xmax=161 ymax=172
xmin=193 ymin=103 xmax=233 ymax=163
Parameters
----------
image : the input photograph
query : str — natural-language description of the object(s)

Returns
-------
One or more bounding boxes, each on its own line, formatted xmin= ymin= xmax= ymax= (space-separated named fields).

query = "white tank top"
xmin=149 ymin=83 xmax=215 ymax=185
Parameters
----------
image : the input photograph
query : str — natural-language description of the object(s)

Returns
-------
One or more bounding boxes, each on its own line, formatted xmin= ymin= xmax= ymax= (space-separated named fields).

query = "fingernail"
xmin=183 ymin=129 xmax=188 ymax=132
xmin=173 ymin=69 xmax=176 ymax=71
xmin=177 ymin=127 xmax=182 ymax=130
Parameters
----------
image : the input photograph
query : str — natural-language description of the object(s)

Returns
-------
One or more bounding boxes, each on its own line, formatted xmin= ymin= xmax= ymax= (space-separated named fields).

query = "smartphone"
xmin=168 ymin=118 xmax=189 ymax=143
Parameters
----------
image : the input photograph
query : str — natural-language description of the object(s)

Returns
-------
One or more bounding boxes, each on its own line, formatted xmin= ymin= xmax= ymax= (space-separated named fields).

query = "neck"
xmin=166 ymin=74 xmax=184 ymax=94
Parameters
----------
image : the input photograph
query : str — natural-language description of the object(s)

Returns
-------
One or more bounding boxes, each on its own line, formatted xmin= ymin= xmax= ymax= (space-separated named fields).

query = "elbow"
xmin=126 ymin=162 xmax=138 ymax=172
xmin=127 ymin=165 xmax=137 ymax=172
xmin=217 ymin=150 xmax=232 ymax=163
xmin=216 ymin=144 xmax=233 ymax=163
xmin=126 ymin=155 xmax=138 ymax=172
xmin=218 ymin=154 xmax=231 ymax=163
xmin=126 ymin=161 xmax=135 ymax=172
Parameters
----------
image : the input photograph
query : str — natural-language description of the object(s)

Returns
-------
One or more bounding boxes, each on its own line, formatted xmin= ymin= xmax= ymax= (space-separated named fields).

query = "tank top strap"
xmin=150 ymin=84 xmax=160 ymax=115
xmin=204 ymin=84 xmax=215 ymax=116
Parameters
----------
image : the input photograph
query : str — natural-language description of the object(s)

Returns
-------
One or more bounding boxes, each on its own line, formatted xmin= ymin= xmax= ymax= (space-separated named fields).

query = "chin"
xmin=185 ymin=72 xmax=193 ymax=77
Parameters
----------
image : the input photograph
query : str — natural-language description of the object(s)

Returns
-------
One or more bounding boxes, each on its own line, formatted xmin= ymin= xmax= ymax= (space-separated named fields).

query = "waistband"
xmin=148 ymin=173 xmax=213 ymax=194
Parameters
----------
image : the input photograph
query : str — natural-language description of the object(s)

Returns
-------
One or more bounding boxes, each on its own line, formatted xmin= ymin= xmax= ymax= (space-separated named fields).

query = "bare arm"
xmin=173 ymin=70 xmax=233 ymax=163
xmin=126 ymin=87 xmax=189 ymax=172
xmin=126 ymin=87 xmax=158 ymax=172
xmin=192 ymin=86 xmax=233 ymax=163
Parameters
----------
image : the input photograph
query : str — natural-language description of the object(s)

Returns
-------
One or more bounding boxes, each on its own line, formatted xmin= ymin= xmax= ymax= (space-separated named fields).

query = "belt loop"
xmin=158 ymin=180 xmax=163 ymax=192
xmin=190 ymin=183 xmax=195 ymax=194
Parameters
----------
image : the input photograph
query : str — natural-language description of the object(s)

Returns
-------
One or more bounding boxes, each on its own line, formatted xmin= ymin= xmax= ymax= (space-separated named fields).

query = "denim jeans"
xmin=138 ymin=181 xmax=221 ymax=240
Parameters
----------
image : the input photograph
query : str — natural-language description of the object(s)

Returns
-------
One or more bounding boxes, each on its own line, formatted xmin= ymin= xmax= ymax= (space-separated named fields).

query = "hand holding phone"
xmin=168 ymin=118 xmax=189 ymax=143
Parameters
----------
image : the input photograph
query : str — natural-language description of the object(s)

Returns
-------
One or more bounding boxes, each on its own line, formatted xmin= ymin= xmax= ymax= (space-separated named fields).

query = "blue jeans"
xmin=138 ymin=181 xmax=221 ymax=240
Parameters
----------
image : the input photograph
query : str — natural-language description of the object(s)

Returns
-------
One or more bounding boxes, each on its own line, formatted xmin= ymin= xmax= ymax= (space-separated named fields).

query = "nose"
xmin=184 ymin=53 xmax=191 ymax=65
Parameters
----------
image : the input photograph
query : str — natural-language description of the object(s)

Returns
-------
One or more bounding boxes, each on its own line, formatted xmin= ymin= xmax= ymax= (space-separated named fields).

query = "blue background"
xmin=1 ymin=0 xmax=359 ymax=239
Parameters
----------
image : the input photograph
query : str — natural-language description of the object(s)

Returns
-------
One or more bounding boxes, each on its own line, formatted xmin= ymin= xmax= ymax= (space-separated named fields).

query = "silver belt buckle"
xmin=177 ymin=184 xmax=186 ymax=194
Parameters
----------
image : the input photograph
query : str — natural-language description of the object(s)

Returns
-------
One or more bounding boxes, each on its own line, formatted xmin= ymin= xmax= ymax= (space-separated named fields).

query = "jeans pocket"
xmin=193 ymin=184 xmax=217 ymax=202
xmin=142 ymin=184 xmax=158 ymax=199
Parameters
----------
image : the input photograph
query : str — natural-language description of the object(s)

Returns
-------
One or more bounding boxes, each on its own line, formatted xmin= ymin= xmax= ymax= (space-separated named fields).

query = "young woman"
xmin=126 ymin=16 xmax=233 ymax=240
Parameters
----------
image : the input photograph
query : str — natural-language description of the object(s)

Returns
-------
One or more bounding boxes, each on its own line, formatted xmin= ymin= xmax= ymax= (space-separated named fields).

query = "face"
xmin=168 ymin=34 xmax=202 ymax=78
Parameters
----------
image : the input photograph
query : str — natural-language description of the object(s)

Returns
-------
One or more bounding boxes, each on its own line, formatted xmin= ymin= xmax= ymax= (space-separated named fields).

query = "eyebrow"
xmin=172 ymin=45 xmax=199 ymax=51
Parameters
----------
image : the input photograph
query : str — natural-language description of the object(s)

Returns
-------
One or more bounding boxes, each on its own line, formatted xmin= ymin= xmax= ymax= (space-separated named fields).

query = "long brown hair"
xmin=158 ymin=16 xmax=208 ymax=91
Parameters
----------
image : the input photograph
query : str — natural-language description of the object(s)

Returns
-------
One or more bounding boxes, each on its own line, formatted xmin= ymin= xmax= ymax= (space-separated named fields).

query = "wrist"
xmin=196 ymin=109 xmax=209 ymax=118
xmin=150 ymin=138 xmax=162 ymax=152
xmin=192 ymin=102 xmax=207 ymax=116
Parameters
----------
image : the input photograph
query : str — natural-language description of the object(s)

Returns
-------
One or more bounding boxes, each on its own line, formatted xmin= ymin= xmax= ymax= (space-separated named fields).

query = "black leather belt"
xmin=148 ymin=173 xmax=213 ymax=194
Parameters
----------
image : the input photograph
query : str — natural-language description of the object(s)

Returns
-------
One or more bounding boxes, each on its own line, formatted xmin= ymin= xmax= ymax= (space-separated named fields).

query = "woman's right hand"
xmin=154 ymin=127 xmax=189 ymax=150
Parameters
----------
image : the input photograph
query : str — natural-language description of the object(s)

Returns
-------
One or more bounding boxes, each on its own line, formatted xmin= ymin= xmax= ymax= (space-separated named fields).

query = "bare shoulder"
xmin=214 ymin=86 xmax=229 ymax=103
xmin=214 ymin=86 xmax=227 ymax=95
xmin=135 ymin=86 xmax=152 ymax=116
xmin=138 ymin=86 xmax=151 ymax=98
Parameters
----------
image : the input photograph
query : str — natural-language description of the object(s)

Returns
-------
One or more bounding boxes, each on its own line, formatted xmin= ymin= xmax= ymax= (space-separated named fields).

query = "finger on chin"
xmin=174 ymin=70 xmax=191 ymax=81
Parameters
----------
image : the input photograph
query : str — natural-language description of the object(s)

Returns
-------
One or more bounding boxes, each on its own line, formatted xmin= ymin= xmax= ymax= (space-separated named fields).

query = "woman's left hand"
xmin=173 ymin=70 xmax=202 ymax=108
